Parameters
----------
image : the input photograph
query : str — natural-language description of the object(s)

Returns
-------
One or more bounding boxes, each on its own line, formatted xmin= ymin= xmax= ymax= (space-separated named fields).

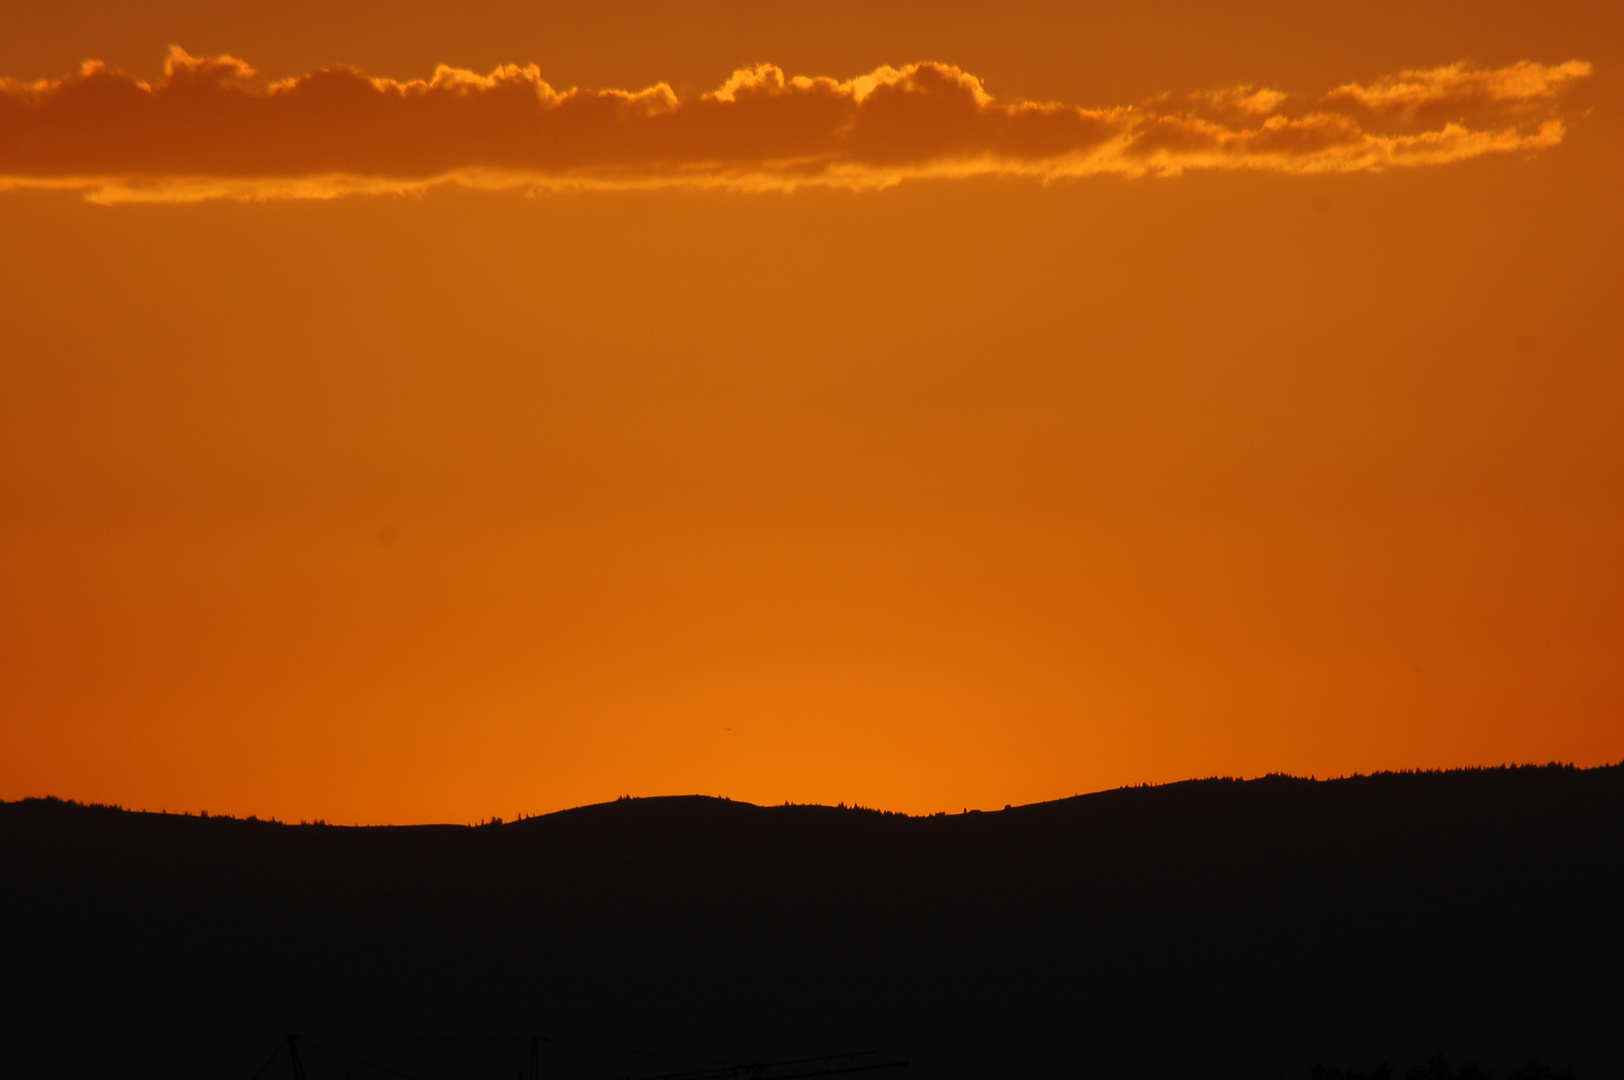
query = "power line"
xmin=252 ymin=1034 xmax=903 ymax=1080
xmin=302 ymin=1039 xmax=433 ymax=1080
xmin=300 ymin=1034 xmax=726 ymax=1068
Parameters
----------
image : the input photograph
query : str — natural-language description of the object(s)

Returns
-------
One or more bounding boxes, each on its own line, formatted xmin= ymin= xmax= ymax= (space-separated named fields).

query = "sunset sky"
xmin=2 ymin=0 xmax=1620 ymax=824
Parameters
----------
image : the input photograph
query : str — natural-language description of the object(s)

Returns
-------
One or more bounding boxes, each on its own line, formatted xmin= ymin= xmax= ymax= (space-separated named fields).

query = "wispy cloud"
xmin=0 ymin=49 xmax=1591 ymax=202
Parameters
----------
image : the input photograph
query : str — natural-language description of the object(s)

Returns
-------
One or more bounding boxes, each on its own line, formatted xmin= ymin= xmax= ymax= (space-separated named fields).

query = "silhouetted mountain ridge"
xmin=3 ymin=764 xmax=1620 ymax=1080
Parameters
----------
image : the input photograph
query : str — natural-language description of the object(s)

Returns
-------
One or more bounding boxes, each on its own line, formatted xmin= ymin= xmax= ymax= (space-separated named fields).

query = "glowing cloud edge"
xmin=0 ymin=51 xmax=1591 ymax=202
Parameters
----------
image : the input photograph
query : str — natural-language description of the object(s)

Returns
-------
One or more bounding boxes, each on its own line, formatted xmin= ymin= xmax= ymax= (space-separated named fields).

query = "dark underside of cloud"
xmin=0 ymin=49 xmax=1592 ymax=200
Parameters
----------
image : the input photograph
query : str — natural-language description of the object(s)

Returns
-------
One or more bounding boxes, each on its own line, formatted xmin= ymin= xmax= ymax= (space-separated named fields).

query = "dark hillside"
xmin=3 ymin=765 xmax=1621 ymax=1080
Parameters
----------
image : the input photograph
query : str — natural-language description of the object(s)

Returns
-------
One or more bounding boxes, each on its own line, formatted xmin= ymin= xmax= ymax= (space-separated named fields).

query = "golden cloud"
xmin=0 ymin=49 xmax=1591 ymax=202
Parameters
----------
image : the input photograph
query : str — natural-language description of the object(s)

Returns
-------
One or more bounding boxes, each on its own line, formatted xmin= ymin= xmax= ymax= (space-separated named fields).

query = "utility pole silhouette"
xmin=287 ymin=1037 xmax=309 ymax=1080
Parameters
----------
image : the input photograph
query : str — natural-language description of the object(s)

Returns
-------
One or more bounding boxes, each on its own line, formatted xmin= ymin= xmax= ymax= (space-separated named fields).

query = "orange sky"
xmin=2 ymin=0 xmax=1621 ymax=824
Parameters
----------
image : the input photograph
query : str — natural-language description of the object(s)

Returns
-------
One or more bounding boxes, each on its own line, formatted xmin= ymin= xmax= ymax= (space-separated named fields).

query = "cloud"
xmin=1318 ymin=60 xmax=1592 ymax=126
xmin=0 ymin=48 xmax=1591 ymax=202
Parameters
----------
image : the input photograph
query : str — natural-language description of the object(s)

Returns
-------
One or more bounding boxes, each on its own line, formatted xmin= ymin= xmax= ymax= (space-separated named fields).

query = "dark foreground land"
xmin=3 ymin=765 xmax=1622 ymax=1080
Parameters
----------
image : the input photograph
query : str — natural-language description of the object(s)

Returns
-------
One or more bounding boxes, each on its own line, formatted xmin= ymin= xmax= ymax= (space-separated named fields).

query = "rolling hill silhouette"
xmin=4 ymin=765 xmax=1621 ymax=1080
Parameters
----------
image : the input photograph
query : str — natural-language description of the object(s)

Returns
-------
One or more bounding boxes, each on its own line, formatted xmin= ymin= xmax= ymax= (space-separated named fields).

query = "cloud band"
xmin=0 ymin=49 xmax=1592 ymax=202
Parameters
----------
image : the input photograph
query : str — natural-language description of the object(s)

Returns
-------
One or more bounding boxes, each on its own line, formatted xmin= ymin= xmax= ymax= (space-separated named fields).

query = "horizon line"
xmin=5 ymin=759 xmax=1612 ymax=828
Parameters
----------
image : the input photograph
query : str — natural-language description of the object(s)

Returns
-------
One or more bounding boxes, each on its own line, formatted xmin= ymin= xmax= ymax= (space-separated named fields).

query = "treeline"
xmin=4 ymin=764 xmax=1620 ymax=1079
xmin=14 ymin=794 xmax=290 ymax=824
